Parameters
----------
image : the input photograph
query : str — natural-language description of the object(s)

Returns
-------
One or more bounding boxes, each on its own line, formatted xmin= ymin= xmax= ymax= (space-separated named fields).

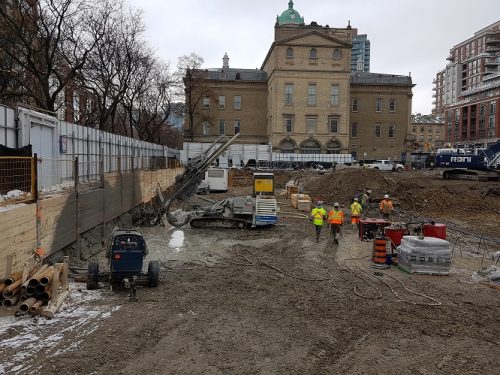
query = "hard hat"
xmin=384 ymin=194 xmax=389 ymax=199
xmin=367 ymin=190 xmax=372 ymax=194
xmin=354 ymin=197 xmax=358 ymax=201
xmin=334 ymin=202 xmax=340 ymax=207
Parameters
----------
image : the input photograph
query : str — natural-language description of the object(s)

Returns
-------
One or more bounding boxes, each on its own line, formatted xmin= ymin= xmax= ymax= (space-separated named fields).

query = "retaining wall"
xmin=0 ymin=167 xmax=182 ymax=272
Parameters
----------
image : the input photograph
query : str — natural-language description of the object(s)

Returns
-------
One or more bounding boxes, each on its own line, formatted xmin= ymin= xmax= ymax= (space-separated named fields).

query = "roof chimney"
xmin=223 ymin=53 xmax=229 ymax=69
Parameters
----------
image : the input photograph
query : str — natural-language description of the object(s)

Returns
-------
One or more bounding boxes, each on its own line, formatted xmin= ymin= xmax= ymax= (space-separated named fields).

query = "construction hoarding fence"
xmin=0 ymin=103 xmax=183 ymax=274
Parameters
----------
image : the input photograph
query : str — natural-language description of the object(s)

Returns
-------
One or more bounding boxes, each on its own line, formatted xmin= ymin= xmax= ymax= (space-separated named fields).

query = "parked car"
xmin=364 ymin=160 xmax=404 ymax=172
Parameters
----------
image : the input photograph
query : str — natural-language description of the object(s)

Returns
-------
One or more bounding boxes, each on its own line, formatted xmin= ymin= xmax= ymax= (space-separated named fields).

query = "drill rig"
xmin=134 ymin=133 xmax=278 ymax=229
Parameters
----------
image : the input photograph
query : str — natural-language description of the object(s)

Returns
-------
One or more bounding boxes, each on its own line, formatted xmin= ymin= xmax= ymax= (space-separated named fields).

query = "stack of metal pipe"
xmin=1 ymin=264 xmax=58 ymax=316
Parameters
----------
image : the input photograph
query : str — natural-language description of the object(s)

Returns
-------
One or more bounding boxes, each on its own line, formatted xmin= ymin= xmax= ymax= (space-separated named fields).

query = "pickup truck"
xmin=364 ymin=160 xmax=404 ymax=172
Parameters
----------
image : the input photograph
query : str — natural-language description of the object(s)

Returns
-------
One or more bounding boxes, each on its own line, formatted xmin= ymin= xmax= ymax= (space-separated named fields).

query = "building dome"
xmin=277 ymin=0 xmax=304 ymax=25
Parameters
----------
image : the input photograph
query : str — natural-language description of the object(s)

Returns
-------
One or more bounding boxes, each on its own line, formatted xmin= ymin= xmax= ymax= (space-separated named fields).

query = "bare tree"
xmin=126 ymin=62 xmax=175 ymax=143
xmin=176 ymin=53 xmax=215 ymax=141
xmin=78 ymin=1 xmax=146 ymax=132
xmin=0 ymin=0 xmax=107 ymax=112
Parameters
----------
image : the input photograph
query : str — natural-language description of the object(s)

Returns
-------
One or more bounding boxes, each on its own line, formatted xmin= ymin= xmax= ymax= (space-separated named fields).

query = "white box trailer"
xmin=205 ymin=168 xmax=228 ymax=192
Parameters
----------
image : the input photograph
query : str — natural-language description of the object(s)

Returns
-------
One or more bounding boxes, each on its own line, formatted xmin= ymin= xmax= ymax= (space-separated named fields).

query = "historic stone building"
xmin=184 ymin=1 xmax=414 ymax=160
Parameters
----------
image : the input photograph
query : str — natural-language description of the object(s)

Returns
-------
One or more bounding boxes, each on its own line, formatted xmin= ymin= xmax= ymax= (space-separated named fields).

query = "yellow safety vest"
xmin=351 ymin=202 xmax=362 ymax=216
xmin=310 ymin=207 xmax=326 ymax=226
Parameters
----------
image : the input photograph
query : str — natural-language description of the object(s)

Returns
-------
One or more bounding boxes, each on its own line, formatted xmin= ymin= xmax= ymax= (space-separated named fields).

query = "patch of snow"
xmin=0 ymin=283 xmax=121 ymax=374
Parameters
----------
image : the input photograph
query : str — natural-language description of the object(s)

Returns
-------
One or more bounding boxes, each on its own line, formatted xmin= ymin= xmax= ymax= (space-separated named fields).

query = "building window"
xmin=389 ymin=98 xmax=396 ymax=112
xmin=375 ymin=124 xmax=381 ymax=138
xmin=412 ymin=126 xmax=417 ymax=133
xmin=352 ymin=98 xmax=359 ymax=112
xmin=306 ymin=117 xmax=317 ymax=133
xmin=202 ymin=121 xmax=209 ymax=135
xmin=285 ymin=84 xmax=293 ymax=105
xmin=420 ymin=126 xmax=424 ymax=133
xmin=203 ymin=97 xmax=210 ymax=109
xmin=376 ymin=98 xmax=382 ymax=112
xmin=388 ymin=124 xmax=395 ymax=138
xmin=284 ymin=116 xmax=294 ymax=133
xmin=219 ymin=120 xmax=225 ymax=135
xmin=330 ymin=85 xmax=339 ymax=106
xmin=351 ymin=122 xmax=358 ymax=138
xmin=280 ymin=139 xmax=296 ymax=153
xmin=218 ymin=96 xmax=225 ymax=109
xmin=301 ymin=140 xmax=321 ymax=154
xmin=326 ymin=140 xmax=341 ymax=154
xmin=308 ymin=84 xmax=316 ymax=106
xmin=329 ymin=117 xmax=339 ymax=133
xmin=234 ymin=120 xmax=241 ymax=134
xmin=333 ymin=49 xmax=341 ymax=60
xmin=234 ymin=95 xmax=241 ymax=109
xmin=286 ymin=47 xmax=294 ymax=58
xmin=309 ymin=48 xmax=317 ymax=59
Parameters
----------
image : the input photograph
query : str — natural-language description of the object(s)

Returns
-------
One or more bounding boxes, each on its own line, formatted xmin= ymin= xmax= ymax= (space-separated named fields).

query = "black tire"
xmin=148 ymin=260 xmax=160 ymax=287
xmin=87 ymin=260 xmax=99 ymax=290
xmin=396 ymin=167 xmax=403 ymax=173
xmin=373 ymin=167 xmax=379 ymax=170
xmin=237 ymin=221 xmax=246 ymax=229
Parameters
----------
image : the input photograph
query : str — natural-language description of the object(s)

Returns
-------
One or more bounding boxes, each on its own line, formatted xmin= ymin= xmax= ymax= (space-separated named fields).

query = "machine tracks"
xmin=189 ymin=217 xmax=247 ymax=229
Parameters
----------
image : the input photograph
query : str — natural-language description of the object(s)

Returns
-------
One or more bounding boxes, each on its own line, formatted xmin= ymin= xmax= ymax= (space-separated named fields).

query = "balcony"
xmin=432 ymin=93 xmax=437 ymax=98
xmin=485 ymin=45 xmax=499 ymax=53
xmin=484 ymin=58 xmax=499 ymax=67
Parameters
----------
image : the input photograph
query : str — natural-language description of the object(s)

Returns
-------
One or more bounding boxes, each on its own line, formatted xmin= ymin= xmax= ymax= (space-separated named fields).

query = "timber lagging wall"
xmin=0 ymin=168 xmax=182 ymax=272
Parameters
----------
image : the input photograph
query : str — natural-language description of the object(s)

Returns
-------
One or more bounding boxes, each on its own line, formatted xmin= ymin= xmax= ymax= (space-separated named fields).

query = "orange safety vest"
xmin=380 ymin=199 xmax=394 ymax=214
xmin=328 ymin=209 xmax=344 ymax=225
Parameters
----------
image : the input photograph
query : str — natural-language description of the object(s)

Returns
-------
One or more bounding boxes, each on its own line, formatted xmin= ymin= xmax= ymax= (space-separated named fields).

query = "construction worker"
xmin=361 ymin=189 xmax=371 ymax=210
xmin=310 ymin=201 xmax=327 ymax=243
xmin=350 ymin=197 xmax=363 ymax=229
xmin=327 ymin=203 xmax=344 ymax=244
xmin=380 ymin=194 xmax=394 ymax=221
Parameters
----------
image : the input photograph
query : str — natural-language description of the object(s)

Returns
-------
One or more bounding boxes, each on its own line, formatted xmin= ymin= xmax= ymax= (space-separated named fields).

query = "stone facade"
xmin=350 ymin=73 xmax=413 ymax=161
xmin=187 ymin=77 xmax=268 ymax=144
xmin=410 ymin=114 xmax=445 ymax=152
xmin=183 ymin=1 xmax=414 ymax=158
xmin=263 ymin=26 xmax=352 ymax=154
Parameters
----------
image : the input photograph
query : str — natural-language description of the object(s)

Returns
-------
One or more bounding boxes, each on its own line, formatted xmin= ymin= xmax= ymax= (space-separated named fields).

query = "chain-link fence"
xmin=0 ymin=157 xmax=35 ymax=204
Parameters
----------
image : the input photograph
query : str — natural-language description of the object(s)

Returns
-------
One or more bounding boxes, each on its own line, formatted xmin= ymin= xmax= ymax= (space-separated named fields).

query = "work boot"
xmin=334 ymin=238 xmax=339 ymax=244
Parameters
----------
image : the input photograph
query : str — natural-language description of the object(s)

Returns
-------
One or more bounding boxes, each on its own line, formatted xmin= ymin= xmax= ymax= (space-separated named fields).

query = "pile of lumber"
xmin=0 ymin=256 xmax=70 ymax=318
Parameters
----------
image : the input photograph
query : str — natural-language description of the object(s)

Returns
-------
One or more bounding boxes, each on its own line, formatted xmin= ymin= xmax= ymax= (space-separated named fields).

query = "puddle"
xmin=168 ymin=230 xmax=185 ymax=252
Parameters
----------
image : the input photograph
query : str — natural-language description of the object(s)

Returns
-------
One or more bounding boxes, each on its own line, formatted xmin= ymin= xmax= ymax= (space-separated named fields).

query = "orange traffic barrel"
xmin=372 ymin=237 xmax=388 ymax=267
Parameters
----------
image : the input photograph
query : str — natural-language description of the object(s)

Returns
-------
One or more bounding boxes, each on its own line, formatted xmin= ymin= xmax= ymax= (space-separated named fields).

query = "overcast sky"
xmin=126 ymin=0 xmax=500 ymax=115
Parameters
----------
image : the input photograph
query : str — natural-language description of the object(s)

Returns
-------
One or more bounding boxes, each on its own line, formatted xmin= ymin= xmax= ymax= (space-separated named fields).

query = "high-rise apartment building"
xmin=433 ymin=21 xmax=500 ymax=147
xmin=351 ymin=28 xmax=370 ymax=72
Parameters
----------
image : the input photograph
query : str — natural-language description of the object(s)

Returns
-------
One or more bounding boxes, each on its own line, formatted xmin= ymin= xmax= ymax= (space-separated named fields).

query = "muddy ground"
xmin=0 ymin=168 xmax=499 ymax=374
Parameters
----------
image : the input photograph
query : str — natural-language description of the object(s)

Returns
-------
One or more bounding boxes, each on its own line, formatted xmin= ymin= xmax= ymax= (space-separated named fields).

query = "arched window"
xmin=300 ymin=139 xmax=321 ymax=154
xmin=326 ymin=140 xmax=342 ymax=154
xmin=286 ymin=47 xmax=294 ymax=58
xmin=309 ymin=48 xmax=317 ymax=59
xmin=280 ymin=139 xmax=296 ymax=154
xmin=333 ymin=49 xmax=342 ymax=60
